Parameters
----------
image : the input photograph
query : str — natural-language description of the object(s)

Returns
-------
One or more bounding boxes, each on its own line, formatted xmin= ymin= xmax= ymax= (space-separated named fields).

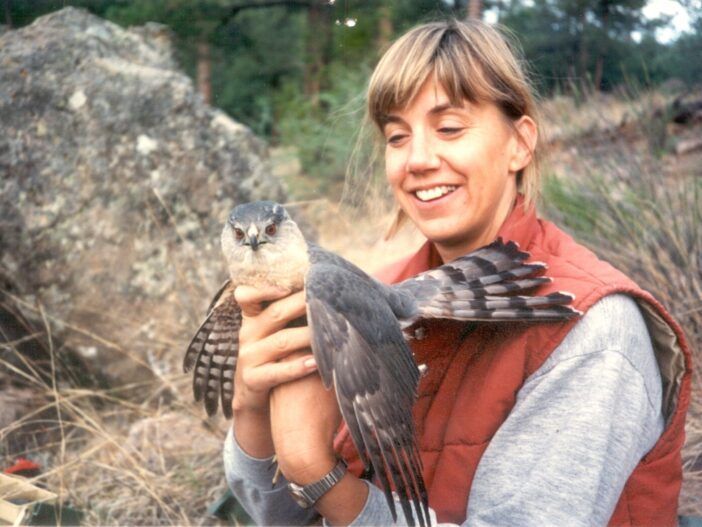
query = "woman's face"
xmin=383 ymin=79 xmax=535 ymax=262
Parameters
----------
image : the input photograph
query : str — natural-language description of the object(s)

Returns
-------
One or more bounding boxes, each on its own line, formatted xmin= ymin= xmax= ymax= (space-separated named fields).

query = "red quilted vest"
xmin=334 ymin=198 xmax=692 ymax=526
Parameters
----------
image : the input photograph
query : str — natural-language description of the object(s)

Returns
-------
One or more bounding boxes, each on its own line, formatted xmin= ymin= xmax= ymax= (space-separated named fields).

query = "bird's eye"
xmin=265 ymin=224 xmax=277 ymax=236
xmin=233 ymin=228 xmax=244 ymax=240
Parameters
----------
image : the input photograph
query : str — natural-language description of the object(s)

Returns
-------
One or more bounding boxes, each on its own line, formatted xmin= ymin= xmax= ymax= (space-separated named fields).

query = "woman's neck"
xmin=433 ymin=194 xmax=518 ymax=263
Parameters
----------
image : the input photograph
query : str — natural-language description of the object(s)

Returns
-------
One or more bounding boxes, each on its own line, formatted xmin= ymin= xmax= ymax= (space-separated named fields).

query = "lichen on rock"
xmin=0 ymin=7 xmax=286 ymax=389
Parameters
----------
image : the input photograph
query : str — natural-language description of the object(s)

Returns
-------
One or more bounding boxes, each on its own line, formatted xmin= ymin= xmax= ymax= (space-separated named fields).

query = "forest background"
xmin=2 ymin=0 xmax=701 ymax=525
xmin=7 ymin=0 xmax=702 ymax=196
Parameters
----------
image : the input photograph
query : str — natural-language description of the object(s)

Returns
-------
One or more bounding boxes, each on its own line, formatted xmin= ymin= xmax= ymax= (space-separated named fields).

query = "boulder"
xmin=0 ymin=8 xmax=286 ymax=392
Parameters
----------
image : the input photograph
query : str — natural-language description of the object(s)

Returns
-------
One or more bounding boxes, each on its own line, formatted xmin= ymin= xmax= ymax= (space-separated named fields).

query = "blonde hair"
xmin=367 ymin=19 xmax=541 ymax=219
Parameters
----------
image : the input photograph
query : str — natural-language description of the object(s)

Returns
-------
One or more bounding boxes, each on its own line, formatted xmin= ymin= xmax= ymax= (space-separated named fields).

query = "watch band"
xmin=287 ymin=459 xmax=347 ymax=508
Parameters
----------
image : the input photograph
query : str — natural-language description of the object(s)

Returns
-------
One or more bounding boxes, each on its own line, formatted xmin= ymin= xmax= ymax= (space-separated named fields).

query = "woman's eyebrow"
xmin=380 ymin=114 xmax=412 ymax=131
xmin=382 ymin=102 xmax=462 ymax=126
xmin=382 ymin=114 xmax=405 ymax=126
xmin=428 ymin=102 xmax=463 ymax=115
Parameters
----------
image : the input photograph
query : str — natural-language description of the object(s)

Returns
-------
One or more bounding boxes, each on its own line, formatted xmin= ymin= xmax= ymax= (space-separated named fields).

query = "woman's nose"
xmin=407 ymin=135 xmax=440 ymax=174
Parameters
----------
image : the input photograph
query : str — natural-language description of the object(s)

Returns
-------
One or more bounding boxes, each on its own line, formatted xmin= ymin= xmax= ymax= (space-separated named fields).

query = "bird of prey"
xmin=183 ymin=200 xmax=580 ymax=527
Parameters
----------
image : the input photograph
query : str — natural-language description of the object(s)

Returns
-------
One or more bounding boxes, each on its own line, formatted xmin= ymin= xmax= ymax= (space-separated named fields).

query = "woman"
xmin=223 ymin=19 xmax=691 ymax=526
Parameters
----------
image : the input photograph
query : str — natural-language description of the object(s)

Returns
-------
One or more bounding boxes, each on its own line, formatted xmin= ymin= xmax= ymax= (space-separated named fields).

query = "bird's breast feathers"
xmin=227 ymin=242 xmax=310 ymax=291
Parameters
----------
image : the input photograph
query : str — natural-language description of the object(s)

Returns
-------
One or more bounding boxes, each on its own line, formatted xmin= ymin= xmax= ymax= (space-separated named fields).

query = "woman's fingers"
xmin=232 ymin=352 xmax=317 ymax=413
xmin=234 ymin=326 xmax=314 ymax=413
xmin=241 ymin=326 xmax=313 ymax=366
xmin=241 ymin=353 xmax=318 ymax=393
xmin=235 ymin=284 xmax=292 ymax=317
xmin=231 ymin=285 xmax=311 ymax=414
xmin=259 ymin=290 xmax=307 ymax=328
xmin=237 ymin=287 xmax=307 ymax=342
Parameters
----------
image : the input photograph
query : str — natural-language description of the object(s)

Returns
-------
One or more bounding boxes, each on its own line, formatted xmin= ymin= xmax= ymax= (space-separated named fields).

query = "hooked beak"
xmin=247 ymin=235 xmax=260 ymax=251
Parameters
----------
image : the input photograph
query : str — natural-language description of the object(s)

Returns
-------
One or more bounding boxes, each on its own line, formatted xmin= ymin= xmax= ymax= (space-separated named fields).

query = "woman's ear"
xmin=508 ymin=115 xmax=538 ymax=173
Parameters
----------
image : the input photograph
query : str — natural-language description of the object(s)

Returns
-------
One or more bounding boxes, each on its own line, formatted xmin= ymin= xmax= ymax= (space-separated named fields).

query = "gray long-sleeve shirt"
xmin=223 ymin=294 xmax=665 ymax=526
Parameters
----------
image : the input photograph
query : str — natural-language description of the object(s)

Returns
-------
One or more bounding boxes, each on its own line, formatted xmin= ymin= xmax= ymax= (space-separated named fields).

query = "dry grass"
xmin=541 ymin=92 xmax=702 ymax=515
xmin=540 ymin=88 xmax=672 ymax=146
xmin=290 ymin=198 xmax=425 ymax=273
xmin=0 ymin=294 xmax=231 ymax=525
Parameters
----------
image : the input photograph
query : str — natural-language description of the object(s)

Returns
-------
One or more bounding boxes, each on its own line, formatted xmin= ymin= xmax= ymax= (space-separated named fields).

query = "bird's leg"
xmin=270 ymin=455 xmax=282 ymax=487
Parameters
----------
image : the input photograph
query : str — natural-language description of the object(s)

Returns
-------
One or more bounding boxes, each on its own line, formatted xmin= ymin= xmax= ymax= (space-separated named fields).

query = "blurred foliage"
xmin=275 ymin=63 xmax=371 ymax=195
xmin=498 ymin=0 xmax=702 ymax=95
xmin=657 ymin=16 xmax=702 ymax=86
xmin=4 ymin=0 xmax=701 ymax=192
xmin=542 ymin=158 xmax=702 ymax=365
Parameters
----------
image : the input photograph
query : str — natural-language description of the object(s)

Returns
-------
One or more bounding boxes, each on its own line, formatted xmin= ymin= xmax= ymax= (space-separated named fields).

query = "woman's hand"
xmin=231 ymin=285 xmax=318 ymax=458
xmin=270 ymin=368 xmax=369 ymax=526
xmin=269 ymin=358 xmax=342 ymax=483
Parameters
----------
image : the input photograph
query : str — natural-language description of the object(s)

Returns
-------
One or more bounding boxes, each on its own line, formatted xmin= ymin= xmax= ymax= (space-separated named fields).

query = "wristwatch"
xmin=287 ymin=459 xmax=347 ymax=508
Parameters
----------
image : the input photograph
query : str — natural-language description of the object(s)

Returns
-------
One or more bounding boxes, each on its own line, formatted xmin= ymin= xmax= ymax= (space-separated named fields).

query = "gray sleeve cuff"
xmin=347 ymin=480 xmax=389 ymax=527
xmin=223 ymin=425 xmax=320 ymax=525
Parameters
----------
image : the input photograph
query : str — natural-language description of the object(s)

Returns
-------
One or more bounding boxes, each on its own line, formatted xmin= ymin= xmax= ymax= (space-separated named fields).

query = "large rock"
xmin=0 ymin=8 xmax=286 ymax=390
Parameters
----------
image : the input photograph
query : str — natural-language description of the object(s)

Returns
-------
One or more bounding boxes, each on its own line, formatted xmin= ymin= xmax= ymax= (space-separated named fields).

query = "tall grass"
xmin=0 ymin=293 xmax=230 ymax=525
xmin=542 ymin=143 xmax=702 ymax=515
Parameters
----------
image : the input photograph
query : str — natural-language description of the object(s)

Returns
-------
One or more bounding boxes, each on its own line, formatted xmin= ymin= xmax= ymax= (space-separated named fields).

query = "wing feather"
xmin=394 ymin=238 xmax=581 ymax=325
xmin=306 ymin=261 xmax=428 ymax=527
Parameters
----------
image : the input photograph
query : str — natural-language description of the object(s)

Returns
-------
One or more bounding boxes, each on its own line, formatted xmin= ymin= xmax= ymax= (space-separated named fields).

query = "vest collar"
xmin=495 ymin=195 xmax=539 ymax=251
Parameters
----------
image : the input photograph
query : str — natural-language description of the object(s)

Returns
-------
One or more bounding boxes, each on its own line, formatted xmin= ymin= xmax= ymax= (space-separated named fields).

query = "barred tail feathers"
xmin=184 ymin=292 xmax=241 ymax=418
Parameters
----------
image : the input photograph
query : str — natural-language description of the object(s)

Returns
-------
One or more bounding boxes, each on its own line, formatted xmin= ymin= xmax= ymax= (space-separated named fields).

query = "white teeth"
xmin=415 ymin=185 xmax=457 ymax=202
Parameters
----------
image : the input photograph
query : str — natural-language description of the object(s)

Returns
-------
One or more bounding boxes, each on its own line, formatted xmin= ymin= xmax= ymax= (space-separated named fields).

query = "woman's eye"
xmin=386 ymin=134 xmax=407 ymax=145
xmin=233 ymin=228 xmax=244 ymax=240
xmin=438 ymin=126 xmax=463 ymax=135
xmin=265 ymin=224 xmax=277 ymax=236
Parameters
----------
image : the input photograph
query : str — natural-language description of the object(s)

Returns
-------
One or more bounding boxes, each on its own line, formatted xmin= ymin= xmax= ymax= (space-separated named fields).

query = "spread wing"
xmin=394 ymin=238 xmax=581 ymax=324
xmin=305 ymin=260 xmax=429 ymax=527
xmin=183 ymin=280 xmax=241 ymax=419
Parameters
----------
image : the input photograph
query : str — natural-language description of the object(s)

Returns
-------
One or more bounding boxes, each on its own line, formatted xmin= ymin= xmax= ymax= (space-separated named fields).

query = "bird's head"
xmin=221 ymin=201 xmax=305 ymax=267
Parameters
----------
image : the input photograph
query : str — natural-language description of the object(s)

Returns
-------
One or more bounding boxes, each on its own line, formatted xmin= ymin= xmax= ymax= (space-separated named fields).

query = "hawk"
xmin=183 ymin=201 xmax=580 ymax=527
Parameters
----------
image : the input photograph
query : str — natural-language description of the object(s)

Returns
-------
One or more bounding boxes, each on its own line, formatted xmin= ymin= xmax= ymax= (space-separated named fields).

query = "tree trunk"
xmin=197 ymin=41 xmax=212 ymax=104
xmin=303 ymin=0 xmax=332 ymax=106
xmin=467 ymin=0 xmax=483 ymax=20
xmin=4 ymin=0 xmax=12 ymax=27
xmin=594 ymin=6 xmax=609 ymax=91
xmin=577 ymin=7 xmax=589 ymax=92
xmin=593 ymin=55 xmax=604 ymax=91
xmin=377 ymin=4 xmax=393 ymax=53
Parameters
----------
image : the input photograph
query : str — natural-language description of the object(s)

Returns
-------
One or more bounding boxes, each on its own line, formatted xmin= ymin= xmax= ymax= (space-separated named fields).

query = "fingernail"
xmin=304 ymin=357 xmax=317 ymax=369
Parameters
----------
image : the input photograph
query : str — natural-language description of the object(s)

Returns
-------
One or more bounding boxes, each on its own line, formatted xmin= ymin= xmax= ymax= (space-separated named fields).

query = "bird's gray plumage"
xmin=184 ymin=201 xmax=581 ymax=527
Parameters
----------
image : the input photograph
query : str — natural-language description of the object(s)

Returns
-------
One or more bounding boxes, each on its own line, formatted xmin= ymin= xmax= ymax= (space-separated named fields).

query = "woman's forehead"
xmin=383 ymin=79 xmax=471 ymax=121
xmin=375 ymin=69 xmax=486 ymax=126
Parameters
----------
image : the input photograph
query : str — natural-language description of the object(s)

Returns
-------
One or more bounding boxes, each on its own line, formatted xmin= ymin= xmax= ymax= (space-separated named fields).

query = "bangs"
xmin=368 ymin=21 xmax=526 ymax=130
xmin=366 ymin=26 xmax=439 ymax=128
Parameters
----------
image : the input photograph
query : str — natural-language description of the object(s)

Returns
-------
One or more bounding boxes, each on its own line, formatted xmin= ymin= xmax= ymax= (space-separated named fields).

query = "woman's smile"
xmin=413 ymin=184 xmax=458 ymax=203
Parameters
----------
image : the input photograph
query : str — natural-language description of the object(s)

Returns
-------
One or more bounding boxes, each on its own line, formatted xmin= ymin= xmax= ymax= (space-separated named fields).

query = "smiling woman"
xmin=222 ymin=18 xmax=692 ymax=527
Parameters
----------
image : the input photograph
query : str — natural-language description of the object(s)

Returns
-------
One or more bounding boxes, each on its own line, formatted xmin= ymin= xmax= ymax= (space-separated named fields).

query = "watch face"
xmin=288 ymin=483 xmax=312 ymax=508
